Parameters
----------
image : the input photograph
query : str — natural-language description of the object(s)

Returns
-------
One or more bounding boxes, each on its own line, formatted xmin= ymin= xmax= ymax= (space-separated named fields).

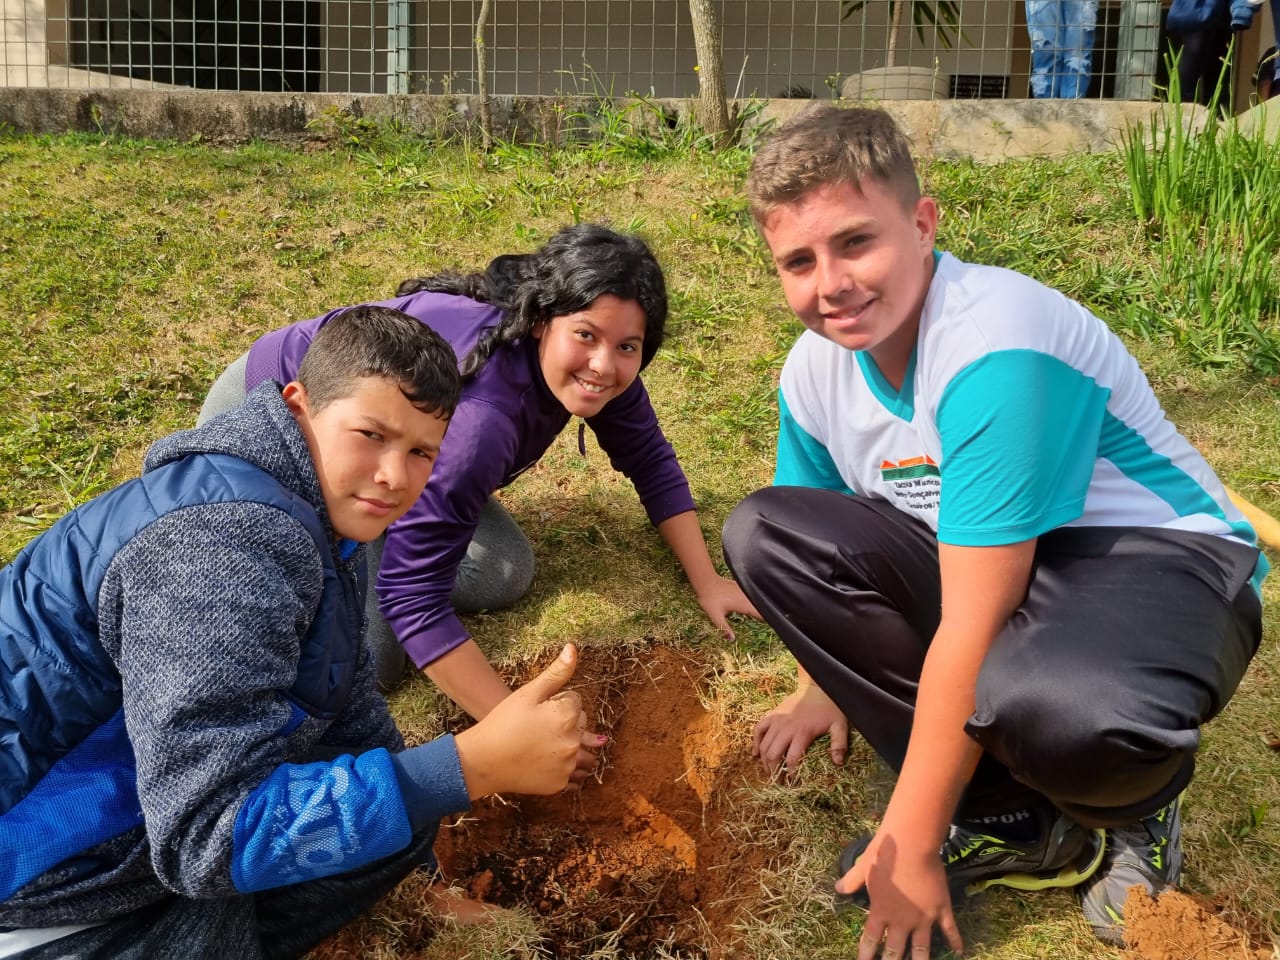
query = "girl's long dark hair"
xmin=396 ymin=223 xmax=668 ymax=381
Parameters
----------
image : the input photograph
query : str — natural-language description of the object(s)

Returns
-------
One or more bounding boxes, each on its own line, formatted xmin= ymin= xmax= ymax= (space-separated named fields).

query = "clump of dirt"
xmin=434 ymin=644 xmax=766 ymax=959
xmin=1124 ymin=887 xmax=1275 ymax=960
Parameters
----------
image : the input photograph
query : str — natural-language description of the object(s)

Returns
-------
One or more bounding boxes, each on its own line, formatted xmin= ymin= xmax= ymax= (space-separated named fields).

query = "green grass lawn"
xmin=1 ymin=119 xmax=1276 ymax=959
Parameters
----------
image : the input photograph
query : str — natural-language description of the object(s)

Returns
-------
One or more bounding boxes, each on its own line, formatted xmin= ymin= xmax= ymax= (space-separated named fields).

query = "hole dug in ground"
xmin=435 ymin=644 xmax=765 ymax=958
xmin=307 ymin=643 xmax=767 ymax=959
xmin=307 ymin=642 xmax=1277 ymax=960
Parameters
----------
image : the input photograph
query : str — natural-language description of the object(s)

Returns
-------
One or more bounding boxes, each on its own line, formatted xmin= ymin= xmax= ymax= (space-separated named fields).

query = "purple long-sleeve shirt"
xmin=245 ymin=291 xmax=695 ymax=667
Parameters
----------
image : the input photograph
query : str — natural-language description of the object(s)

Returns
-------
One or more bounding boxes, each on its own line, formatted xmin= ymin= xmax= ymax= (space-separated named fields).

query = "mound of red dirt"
xmin=435 ymin=645 xmax=766 ymax=958
xmin=1124 ymin=887 xmax=1274 ymax=960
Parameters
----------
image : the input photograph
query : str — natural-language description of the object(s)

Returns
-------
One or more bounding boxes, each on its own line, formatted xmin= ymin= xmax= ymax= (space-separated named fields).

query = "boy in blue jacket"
xmin=0 ymin=306 xmax=591 ymax=958
xmin=723 ymin=106 xmax=1265 ymax=956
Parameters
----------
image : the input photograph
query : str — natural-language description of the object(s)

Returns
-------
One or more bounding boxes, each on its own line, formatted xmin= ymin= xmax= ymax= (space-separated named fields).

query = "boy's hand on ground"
xmin=694 ymin=575 xmax=761 ymax=640
xmin=455 ymin=644 xmax=588 ymax=798
xmin=837 ymin=830 xmax=964 ymax=960
xmin=752 ymin=682 xmax=849 ymax=776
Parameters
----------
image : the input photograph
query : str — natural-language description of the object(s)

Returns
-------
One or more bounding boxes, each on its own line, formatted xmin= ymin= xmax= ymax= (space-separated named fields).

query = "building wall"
xmin=4 ymin=0 xmax=49 ymax=84
xmin=406 ymin=0 xmax=1019 ymax=98
xmin=319 ymin=0 xmax=383 ymax=93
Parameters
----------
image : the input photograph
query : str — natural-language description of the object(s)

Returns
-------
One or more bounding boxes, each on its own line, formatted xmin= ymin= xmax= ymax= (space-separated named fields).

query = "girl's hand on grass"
xmin=564 ymin=727 xmax=609 ymax=791
xmin=694 ymin=575 xmax=761 ymax=639
xmin=837 ymin=830 xmax=964 ymax=960
xmin=751 ymin=681 xmax=849 ymax=776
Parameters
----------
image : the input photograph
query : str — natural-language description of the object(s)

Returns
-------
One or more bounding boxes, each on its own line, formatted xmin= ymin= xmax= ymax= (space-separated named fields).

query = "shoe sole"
xmin=965 ymin=828 xmax=1107 ymax=896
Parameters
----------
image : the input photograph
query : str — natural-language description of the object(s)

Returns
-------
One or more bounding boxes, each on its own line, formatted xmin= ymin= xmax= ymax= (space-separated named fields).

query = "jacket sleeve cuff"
xmin=389 ymin=734 xmax=472 ymax=832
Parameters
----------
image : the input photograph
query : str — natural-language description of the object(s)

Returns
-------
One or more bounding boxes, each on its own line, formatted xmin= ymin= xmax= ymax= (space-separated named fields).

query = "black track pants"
xmin=723 ymin=486 xmax=1262 ymax=829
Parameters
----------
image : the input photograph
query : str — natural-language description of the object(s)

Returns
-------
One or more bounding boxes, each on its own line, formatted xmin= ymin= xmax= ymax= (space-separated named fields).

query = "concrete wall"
xmin=4 ymin=0 xmax=169 ymax=86
xmin=2 ymin=87 xmax=1244 ymax=161
xmin=320 ymin=0 xmax=384 ymax=93
xmin=406 ymin=0 xmax=1020 ymax=98
xmin=3 ymin=0 xmax=47 ymax=85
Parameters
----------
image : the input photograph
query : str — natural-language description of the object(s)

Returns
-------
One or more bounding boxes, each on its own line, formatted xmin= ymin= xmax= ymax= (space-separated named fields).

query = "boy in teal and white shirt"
xmin=723 ymin=105 xmax=1265 ymax=957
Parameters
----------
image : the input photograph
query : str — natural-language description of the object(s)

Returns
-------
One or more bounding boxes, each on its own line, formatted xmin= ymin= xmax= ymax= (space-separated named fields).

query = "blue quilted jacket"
xmin=0 ymin=384 xmax=469 ymax=927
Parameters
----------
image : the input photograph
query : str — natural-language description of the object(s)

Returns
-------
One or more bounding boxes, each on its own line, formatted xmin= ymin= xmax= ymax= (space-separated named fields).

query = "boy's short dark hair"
xmin=747 ymin=105 xmax=922 ymax=226
xmin=297 ymin=305 xmax=461 ymax=417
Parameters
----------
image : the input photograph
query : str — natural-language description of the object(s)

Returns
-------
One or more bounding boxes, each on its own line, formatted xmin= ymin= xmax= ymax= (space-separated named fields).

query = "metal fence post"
xmin=388 ymin=0 xmax=410 ymax=94
xmin=1116 ymin=0 xmax=1163 ymax=101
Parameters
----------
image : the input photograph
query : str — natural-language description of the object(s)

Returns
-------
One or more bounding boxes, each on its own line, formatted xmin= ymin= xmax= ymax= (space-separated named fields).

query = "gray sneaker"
xmin=835 ymin=806 xmax=1106 ymax=911
xmin=1079 ymin=796 xmax=1183 ymax=945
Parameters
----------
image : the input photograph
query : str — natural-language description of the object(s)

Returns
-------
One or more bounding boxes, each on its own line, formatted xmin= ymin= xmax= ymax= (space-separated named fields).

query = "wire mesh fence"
xmin=2 ymin=1 xmax=1276 ymax=105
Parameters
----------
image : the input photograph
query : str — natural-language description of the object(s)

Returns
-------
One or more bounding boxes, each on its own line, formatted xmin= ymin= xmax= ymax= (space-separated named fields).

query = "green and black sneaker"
xmin=834 ymin=805 xmax=1106 ymax=910
xmin=1078 ymin=795 xmax=1183 ymax=945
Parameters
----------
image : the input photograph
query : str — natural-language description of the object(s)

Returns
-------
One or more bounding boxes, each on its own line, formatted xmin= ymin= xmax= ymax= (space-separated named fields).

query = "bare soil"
xmin=1124 ymin=887 xmax=1275 ymax=960
xmin=306 ymin=643 xmax=1279 ymax=959
xmin=309 ymin=644 xmax=768 ymax=959
xmin=435 ymin=645 xmax=765 ymax=958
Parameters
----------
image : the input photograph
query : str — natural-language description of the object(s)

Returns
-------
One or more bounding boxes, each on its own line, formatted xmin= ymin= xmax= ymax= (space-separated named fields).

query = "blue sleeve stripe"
xmin=231 ymin=749 xmax=411 ymax=893
xmin=1098 ymin=413 xmax=1236 ymax=531
xmin=937 ymin=351 xmax=1107 ymax=544
xmin=1098 ymin=413 xmax=1269 ymax=592
xmin=774 ymin=390 xmax=853 ymax=493
xmin=1095 ymin=414 xmax=1264 ymax=555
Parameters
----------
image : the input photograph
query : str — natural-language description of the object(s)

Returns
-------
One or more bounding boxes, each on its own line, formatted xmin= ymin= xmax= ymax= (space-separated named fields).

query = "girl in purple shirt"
xmin=200 ymin=225 xmax=759 ymax=782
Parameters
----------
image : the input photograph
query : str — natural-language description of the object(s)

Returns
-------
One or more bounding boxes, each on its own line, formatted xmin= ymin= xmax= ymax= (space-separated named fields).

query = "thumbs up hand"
xmin=454 ymin=644 xmax=592 ymax=799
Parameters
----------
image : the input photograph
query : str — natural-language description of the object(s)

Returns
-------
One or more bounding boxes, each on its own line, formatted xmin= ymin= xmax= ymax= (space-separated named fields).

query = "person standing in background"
xmin=1166 ymin=0 xmax=1264 ymax=105
xmin=1259 ymin=0 xmax=1280 ymax=99
xmin=1026 ymin=1 xmax=1100 ymax=97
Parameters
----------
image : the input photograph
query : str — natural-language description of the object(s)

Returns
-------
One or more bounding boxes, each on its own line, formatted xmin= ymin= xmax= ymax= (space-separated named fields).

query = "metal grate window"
xmin=3 ymin=1 xmax=1274 ymax=105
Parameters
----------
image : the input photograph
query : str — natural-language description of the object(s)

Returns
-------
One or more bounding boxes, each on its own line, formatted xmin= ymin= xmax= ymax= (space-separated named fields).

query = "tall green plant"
xmin=1119 ymin=49 xmax=1280 ymax=372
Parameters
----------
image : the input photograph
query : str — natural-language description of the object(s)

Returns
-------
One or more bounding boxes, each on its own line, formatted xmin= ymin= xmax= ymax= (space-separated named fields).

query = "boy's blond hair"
xmin=747 ymin=105 xmax=922 ymax=226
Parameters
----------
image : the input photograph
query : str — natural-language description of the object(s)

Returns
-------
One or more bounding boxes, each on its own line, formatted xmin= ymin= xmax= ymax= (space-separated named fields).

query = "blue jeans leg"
xmin=1026 ymin=1 xmax=1098 ymax=98
xmin=1026 ymin=0 xmax=1061 ymax=97
xmin=1056 ymin=0 xmax=1098 ymax=97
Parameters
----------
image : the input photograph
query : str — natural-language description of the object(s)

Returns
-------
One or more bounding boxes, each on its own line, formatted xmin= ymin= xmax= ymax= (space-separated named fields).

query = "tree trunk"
xmin=475 ymin=0 xmax=493 ymax=150
xmin=886 ymin=0 xmax=904 ymax=69
xmin=687 ymin=0 xmax=732 ymax=148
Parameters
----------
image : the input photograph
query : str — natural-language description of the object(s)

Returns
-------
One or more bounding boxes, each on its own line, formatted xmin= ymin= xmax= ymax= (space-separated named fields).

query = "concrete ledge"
xmin=0 ymin=88 xmax=673 ymax=145
xmin=1238 ymin=99 xmax=1280 ymax=139
xmin=753 ymin=98 xmax=1211 ymax=162
xmin=0 ymin=87 xmax=1226 ymax=160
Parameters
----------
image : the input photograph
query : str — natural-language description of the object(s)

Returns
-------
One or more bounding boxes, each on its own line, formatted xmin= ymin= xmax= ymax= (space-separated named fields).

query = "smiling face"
xmin=533 ymin=293 xmax=647 ymax=417
xmin=285 ymin=375 xmax=449 ymax=543
xmin=762 ymin=177 xmax=938 ymax=388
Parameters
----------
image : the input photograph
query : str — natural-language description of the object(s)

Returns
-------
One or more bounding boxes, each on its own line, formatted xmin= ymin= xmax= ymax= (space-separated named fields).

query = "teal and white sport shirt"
xmin=776 ymin=252 xmax=1268 ymax=591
